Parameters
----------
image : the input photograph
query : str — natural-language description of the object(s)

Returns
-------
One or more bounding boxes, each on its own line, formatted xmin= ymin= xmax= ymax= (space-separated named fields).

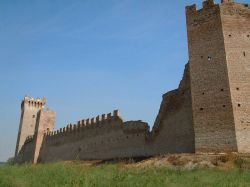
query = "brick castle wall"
xmin=186 ymin=0 xmax=239 ymax=152
xmin=18 ymin=61 xmax=192 ymax=163
xmin=16 ymin=62 xmax=193 ymax=163
xmin=33 ymin=110 xmax=56 ymax=163
xmin=15 ymin=136 xmax=35 ymax=163
xmin=15 ymin=97 xmax=46 ymax=156
xmin=38 ymin=111 xmax=150 ymax=162
xmin=220 ymin=2 xmax=250 ymax=153
xmin=15 ymin=0 xmax=250 ymax=163
xmin=150 ymin=64 xmax=195 ymax=154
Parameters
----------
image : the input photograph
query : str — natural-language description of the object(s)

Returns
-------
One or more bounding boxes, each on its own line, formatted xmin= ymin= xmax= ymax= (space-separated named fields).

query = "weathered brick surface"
xmin=15 ymin=97 xmax=46 ymax=156
xmin=186 ymin=0 xmax=250 ymax=152
xmin=15 ymin=0 xmax=250 ymax=164
xmin=150 ymin=64 xmax=195 ymax=154
xmin=220 ymin=3 xmax=250 ymax=153
xmin=15 ymin=139 xmax=35 ymax=164
xmin=33 ymin=110 xmax=56 ymax=163
xmin=15 ymin=109 xmax=56 ymax=164
xmin=38 ymin=114 xmax=150 ymax=162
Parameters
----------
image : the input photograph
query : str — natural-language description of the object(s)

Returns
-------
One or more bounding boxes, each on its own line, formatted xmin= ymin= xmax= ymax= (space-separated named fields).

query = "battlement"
xmin=24 ymin=135 xmax=34 ymax=144
xmin=22 ymin=96 xmax=46 ymax=108
xmin=14 ymin=0 xmax=250 ymax=164
xmin=76 ymin=109 xmax=121 ymax=127
xmin=45 ymin=110 xmax=123 ymax=138
xmin=186 ymin=0 xmax=248 ymax=15
xmin=186 ymin=0 xmax=216 ymax=15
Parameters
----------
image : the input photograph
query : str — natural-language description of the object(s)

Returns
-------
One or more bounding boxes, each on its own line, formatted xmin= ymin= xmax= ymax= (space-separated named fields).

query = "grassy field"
xmin=0 ymin=161 xmax=250 ymax=187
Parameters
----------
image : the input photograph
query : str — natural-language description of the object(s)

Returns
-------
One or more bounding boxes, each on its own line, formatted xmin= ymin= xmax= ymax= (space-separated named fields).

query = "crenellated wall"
xmin=15 ymin=0 xmax=250 ymax=164
xmin=37 ymin=110 xmax=150 ymax=162
xmin=30 ymin=63 xmax=193 ymax=163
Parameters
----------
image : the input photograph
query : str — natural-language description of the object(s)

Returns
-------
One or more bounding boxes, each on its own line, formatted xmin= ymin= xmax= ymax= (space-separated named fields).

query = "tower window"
xmin=238 ymin=104 xmax=241 ymax=107
xmin=221 ymin=89 xmax=224 ymax=92
xmin=243 ymin=52 xmax=246 ymax=57
xmin=236 ymin=87 xmax=240 ymax=91
xmin=223 ymin=105 xmax=226 ymax=108
xmin=228 ymin=34 xmax=232 ymax=37
xmin=200 ymin=108 xmax=204 ymax=111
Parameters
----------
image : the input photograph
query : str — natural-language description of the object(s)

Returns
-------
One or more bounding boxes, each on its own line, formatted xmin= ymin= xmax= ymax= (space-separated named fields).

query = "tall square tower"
xmin=186 ymin=0 xmax=250 ymax=152
xmin=15 ymin=96 xmax=46 ymax=156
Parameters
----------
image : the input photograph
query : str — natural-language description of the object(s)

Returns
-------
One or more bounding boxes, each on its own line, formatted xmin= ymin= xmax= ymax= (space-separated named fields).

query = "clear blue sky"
xmin=0 ymin=0 xmax=247 ymax=162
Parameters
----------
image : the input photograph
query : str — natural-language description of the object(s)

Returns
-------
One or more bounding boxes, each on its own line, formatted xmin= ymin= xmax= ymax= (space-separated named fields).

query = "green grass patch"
xmin=0 ymin=162 xmax=250 ymax=187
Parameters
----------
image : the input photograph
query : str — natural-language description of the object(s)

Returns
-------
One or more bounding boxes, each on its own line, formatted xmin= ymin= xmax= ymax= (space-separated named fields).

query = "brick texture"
xmin=15 ymin=0 xmax=250 ymax=164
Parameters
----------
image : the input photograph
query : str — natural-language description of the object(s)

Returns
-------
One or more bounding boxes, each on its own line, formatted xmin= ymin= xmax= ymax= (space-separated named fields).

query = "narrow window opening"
xmin=221 ymin=89 xmax=224 ymax=92
xmin=229 ymin=34 xmax=232 ymax=37
xmin=208 ymin=56 xmax=212 ymax=61
xmin=223 ymin=105 xmax=226 ymax=108
xmin=200 ymin=108 xmax=204 ymax=111
xmin=236 ymin=87 xmax=240 ymax=91
xmin=247 ymin=35 xmax=250 ymax=38
xmin=238 ymin=104 xmax=241 ymax=107
xmin=243 ymin=51 xmax=246 ymax=57
xmin=202 ymin=92 xmax=205 ymax=95
xmin=201 ymin=56 xmax=203 ymax=59
xmin=182 ymin=91 xmax=185 ymax=95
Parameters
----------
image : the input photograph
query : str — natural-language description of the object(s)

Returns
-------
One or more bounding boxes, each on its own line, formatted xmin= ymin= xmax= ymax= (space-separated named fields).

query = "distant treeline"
xmin=0 ymin=162 xmax=6 ymax=166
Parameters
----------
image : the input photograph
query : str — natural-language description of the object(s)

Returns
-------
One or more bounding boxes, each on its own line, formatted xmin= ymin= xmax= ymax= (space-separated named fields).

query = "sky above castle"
xmin=0 ymin=0 xmax=248 ymax=162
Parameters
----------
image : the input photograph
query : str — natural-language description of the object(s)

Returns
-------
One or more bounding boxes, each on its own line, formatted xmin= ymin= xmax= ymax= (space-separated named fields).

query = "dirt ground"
xmin=66 ymin=153 xmax=250 ymax=170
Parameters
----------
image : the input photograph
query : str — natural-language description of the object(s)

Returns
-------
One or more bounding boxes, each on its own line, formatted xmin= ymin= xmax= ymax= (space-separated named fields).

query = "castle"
xmin=15 ymin=0 xmax=250 ymax=164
